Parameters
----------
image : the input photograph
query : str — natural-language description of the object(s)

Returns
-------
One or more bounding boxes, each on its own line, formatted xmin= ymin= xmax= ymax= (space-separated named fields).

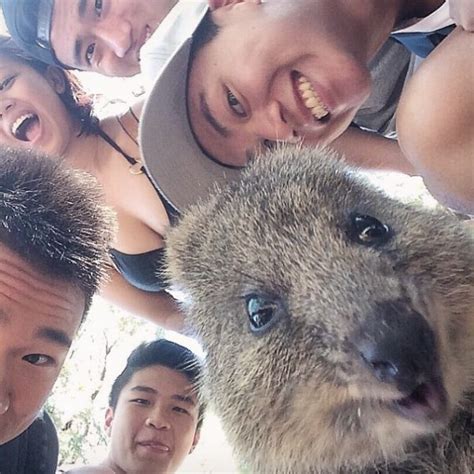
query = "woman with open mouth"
xmin=0 ymin=36 xmax=184 ymax=332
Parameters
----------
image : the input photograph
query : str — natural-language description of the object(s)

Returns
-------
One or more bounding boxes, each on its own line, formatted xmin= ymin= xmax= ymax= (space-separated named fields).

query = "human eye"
xmin=0 ymin=75 xmax=16 ymax=91
xmin=85 ymin=43 xmax=96 ymax=66
xmin=130 ymin=398 xmax=150 ymax=406
xmin=23 ymin=354 xmax=54 ymax=366
xmin=95 ymin=0 xmax=103 ymax=17
xmin=173 ymin=406 xmax=190 ymax=415
xmin=226 ymin=88 xmax=247 ymax=118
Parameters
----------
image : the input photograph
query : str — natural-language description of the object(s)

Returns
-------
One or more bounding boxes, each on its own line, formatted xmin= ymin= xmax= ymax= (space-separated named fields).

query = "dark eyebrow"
xmin=130 ymin=386 xmax=196 ymax=406
xmin=199 ymin=93 xmax=230 ymax=138
xmin=130 ymin=385 xmax=158 ymax=395
xmin=173 ymin=394 xmax=196 ymax=406
xmin=0 ymin=310 xmax=10 ymax=325
xmin=73 ymin=0 xmax=88 ymax=66
xmin=74 ymin=39 xmax=83 ymax=67
xmin=78 ymin=0 xmax=88 ymax=19
xmin=35 ymin=327 xmax=72 ymax=349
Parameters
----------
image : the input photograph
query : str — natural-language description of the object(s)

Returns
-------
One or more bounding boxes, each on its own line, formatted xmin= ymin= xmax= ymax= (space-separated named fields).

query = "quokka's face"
xmin=167 ymin=146 xmax=474 ymax=471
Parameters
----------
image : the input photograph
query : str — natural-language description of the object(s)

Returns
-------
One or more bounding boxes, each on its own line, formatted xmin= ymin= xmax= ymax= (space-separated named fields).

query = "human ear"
xmin=104 ymin=407 xmax=114 ymax=437
xmin=45 ymin=66 xmax=67 ymax=94
xmin=208 ymin=0 xmax=261 ymax=11
xmin=189 ymin=429 xmax=201 ymax=453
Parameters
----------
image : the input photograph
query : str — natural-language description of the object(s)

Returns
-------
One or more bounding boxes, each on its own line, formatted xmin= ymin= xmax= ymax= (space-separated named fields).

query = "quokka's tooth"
xmin=302 ymin=90 xmax=314 ymax=99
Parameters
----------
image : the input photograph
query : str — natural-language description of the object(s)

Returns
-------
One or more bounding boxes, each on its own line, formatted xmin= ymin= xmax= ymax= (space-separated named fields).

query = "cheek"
xmin=334 ymin=58 xmax=371 ymax=106
xmin=175 ymin=416 xmax=197 ymax=441
xmin=44 ymin=108 xmax=76 ymax=155
xmin=112 ymin=407 xmax=143 ymax=439
xmin=14 ymin=369 xmax=57 ymax=417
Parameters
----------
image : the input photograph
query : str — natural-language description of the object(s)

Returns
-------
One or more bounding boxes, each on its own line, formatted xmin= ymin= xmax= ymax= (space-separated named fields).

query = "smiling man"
xmin=0 ymin=147 xmax=113 ymax=458
xmin=67 ymin=339 xmax=204 ymax=474
xmin=2 ymin=0 xmax=179 ymax=77
xmin=138 ymin=0 xmax=473 ymax=214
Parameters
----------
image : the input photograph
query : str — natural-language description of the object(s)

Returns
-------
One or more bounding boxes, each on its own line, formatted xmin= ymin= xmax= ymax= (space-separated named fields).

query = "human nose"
xmin=97 ymin=19 xmax=132 ymax=58
xmin=253 ymin=101 xmax=298 ymax=144
xmin=145 ymin=407 xmax=171 ymax=430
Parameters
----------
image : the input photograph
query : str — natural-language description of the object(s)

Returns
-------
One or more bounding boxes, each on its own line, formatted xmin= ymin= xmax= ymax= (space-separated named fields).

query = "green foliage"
xmin=48 ymin=296 xmax=161 ymax=466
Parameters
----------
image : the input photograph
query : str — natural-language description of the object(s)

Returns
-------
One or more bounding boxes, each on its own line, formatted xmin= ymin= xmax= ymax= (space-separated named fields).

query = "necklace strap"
xmin=98 ymin=128 xmax=144 ymax=175
xmin=129 ymin=106 xmax=140 ymax=124
xmin=116 ymin=115 xmax=139 ymax=147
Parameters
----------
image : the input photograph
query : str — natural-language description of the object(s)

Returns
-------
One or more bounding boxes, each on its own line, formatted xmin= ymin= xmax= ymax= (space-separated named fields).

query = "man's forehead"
xmin=128 ymin=365 xmax=197 ymax=397
xmin=0 ymin=309 xmax=73 ymax=349
xmin=0 ymin=244 xmax=86 ymax=325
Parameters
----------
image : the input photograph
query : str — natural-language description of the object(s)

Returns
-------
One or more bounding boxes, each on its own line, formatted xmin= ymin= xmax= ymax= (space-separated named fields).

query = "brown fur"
xmin=166 ymin=145 xmax=473 ymax=473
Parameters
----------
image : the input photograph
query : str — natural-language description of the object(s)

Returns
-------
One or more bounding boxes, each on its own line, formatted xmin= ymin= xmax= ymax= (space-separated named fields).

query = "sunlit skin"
xmin=0 ymin=55 xmax=77 ymax=155
xmin=187 ymin=0 xmax=444 ymax=166
xmin=103 ymin=365 xmax=200 ymax=474
xmin=0 ymin=243 xmax=85 ymax=444
xmin=50 ymin=0 xmax=178 ymax=76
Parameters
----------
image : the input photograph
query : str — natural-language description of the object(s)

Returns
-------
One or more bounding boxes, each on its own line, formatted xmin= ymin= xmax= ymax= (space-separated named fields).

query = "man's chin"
xmin=0 ymin=429 xmax=21 ymax=445
xmin=0 ymin=418 xmax=34 ymax=445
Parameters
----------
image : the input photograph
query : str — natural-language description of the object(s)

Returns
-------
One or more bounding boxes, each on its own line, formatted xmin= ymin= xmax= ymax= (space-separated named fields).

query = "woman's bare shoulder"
xmin=100 ymin=99 xmax=144 ymax=141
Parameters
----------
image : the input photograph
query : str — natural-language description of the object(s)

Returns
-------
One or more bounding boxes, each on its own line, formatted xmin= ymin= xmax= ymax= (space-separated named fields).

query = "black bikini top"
xmin=109 ymin=247 xmax=168 ymax=292
xmin=98 ymin=122 xmax=179 ymax=292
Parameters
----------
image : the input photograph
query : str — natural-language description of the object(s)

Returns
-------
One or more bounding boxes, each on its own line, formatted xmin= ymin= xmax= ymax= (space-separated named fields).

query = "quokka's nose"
xmin=355 ymin=301 xmax=437 ymax=394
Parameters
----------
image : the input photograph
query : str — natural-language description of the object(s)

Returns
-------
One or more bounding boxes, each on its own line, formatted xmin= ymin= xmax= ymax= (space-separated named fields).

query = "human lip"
xmin=9 ymin=110 xmax=42 ymax=144
xmin=291 ymin=71 xmax=331 ymax=125
xmin=137 ymin=438 xmax=171 ymax=453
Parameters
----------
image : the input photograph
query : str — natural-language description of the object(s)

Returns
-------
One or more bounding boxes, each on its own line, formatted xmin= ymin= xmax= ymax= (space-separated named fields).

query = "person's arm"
xmin=448 ymin=0 xmax=474 ymax=31
xmin=100 ymin=266 xmax=184 ymax=332
xmin=331 ymin=126 xmax=416 ymax=175
xmin=396 ymin=27 xmax=474 ymax=214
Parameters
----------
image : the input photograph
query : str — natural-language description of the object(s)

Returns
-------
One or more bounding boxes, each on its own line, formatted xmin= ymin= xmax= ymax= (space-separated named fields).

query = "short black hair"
xmin=0 ymin=35 xmax=99 ymax=136
xmin=0 ymin=146 xmax=115 ymax=315
xmin=189 ymin=10 xmax=220 ymax=64
xmin=109 ymin=339 xmax=205 ymax=429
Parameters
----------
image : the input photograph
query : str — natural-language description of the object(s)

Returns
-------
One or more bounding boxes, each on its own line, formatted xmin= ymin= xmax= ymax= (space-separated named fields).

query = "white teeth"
xmin=11 ymin=113 xmax=34 ymax=137
xmin=297 ymin=75 xmax=329 ymax=120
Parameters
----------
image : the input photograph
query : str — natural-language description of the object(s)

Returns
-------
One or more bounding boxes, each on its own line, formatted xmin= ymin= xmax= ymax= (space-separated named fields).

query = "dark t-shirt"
xmin=0 ymin=412 xmax=58 ymax=474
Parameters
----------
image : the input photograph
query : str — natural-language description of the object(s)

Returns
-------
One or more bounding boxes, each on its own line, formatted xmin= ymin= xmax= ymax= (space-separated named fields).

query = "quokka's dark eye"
xmin=246 ymin=294 xmax=281 ymax=334
xmin=349 ymin=213 xmax=392 ymax=246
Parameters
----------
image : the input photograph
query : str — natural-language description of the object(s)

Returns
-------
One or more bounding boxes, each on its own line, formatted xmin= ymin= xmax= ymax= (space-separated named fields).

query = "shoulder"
xmin=100 ymin=100 xmax=144 ymax=142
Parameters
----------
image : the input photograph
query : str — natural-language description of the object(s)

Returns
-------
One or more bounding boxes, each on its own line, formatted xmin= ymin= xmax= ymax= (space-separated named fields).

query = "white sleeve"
xmin=139 ymin=0 xmax=208 ymax=91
